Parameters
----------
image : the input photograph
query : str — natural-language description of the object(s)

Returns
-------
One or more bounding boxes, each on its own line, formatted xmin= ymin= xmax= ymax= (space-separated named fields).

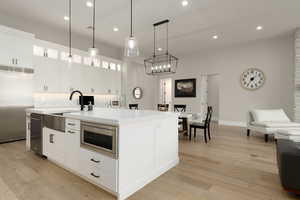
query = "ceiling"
xmin=0 ymin=0 xmax=300 ymax=58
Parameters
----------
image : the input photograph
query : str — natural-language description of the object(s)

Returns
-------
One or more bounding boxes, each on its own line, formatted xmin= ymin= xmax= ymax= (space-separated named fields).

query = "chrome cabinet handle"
xmin=90 ymin=173 xmax=100 ymax=178
xmin=68 ymin=130 xmax=75 ymax=134
xmin=90 ymin=158 xmax=100 ymax=163
xmin=67 ymin=123 xmax=76 ymax=126
xmin=50 ymin=134 xmax=54 ymax=143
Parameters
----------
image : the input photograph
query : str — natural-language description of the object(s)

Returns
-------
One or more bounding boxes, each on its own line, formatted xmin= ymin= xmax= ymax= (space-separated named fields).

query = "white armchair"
xmin=247 ymin=109 xmax=300 ymax=142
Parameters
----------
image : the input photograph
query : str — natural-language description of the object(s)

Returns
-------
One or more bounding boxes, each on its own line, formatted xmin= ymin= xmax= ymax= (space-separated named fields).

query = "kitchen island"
xmin=26 ymin=108 xmax=179 ymax=200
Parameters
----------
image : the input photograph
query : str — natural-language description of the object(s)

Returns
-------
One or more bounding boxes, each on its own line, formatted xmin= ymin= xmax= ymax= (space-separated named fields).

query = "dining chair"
xmin=189 ymin=106 xmax=213 ymax=143
xmin=174 ymin=104 xmax=187 ymax=112
xmin=129 ymin=104 xmax=139 ymax=110
xmin=157 ymin=104 xmax=169 ymax=112
xmin=174 ymin=104 xmax=187 ymax=133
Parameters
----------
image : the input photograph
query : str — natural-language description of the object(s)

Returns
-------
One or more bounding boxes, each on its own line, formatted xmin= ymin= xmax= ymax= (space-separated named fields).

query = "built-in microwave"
xmin=81 ymin=121 xmax=118 ymax=158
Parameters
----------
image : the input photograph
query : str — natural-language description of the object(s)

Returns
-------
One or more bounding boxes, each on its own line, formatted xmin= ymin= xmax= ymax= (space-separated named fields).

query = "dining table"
xmin=178 ymin=112 xmax=193 ymax=136
xmin=177 ymin=112 xmax=206 ymax=136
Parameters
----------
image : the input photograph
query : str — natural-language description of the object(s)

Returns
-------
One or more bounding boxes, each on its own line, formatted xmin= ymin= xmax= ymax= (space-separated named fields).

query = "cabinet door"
xmin=0 ymin=33 xmax=15 ymax=66
xmin=14 ymin=37 xmax=33 ymax=68
xmin=43 ymin=128 xmax=65 ymax=164
xmin=64 ymin=128 xmax=80 ymax=172
xmin=52 ymin=132 xmax=65 ymax=165
xmin=61 ymin=62 xmax=83 ymax=93
xmin=34 ymin=56 xmax=62 ymax=93
xmin=43 ymin=128 xmax=53 ymax=157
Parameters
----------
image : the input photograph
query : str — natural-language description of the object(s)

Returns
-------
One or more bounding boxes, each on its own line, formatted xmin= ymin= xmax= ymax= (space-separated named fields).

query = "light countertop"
xmin=26 ymin=107 xmax=80 ymax=114
xmin=26 ymin=107 xmax=179 ymax=125
xmin=64 ymin=108 xmax=178 ymax=125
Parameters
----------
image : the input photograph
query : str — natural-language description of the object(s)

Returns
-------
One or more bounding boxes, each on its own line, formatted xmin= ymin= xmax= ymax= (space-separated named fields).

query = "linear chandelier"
xmin=144 ymin=20 xmax=178 ymax=75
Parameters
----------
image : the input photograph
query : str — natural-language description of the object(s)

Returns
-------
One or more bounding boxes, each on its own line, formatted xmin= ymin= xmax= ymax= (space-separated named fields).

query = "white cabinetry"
xmin=79 ymin=147 xmax=117 ymax=192
xmin=42 ymin=118 xmax=117 ymax=193
xmin=43 ymin=128 xmax=65 ymax=164
xmin=34 ymin=56 xmax=62 ymax=92
xmin=64 ymin=119 xmax=81 ymax=172
xmin=33 ymin=39 xmax=122 ymax=95
xmin=0 ymin=26 xmax=34 ymax=68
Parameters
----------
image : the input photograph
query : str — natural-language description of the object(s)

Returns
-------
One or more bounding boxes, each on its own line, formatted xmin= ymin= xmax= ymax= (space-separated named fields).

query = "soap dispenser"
xmin=88 ymin=101 xmax=93 ymax=111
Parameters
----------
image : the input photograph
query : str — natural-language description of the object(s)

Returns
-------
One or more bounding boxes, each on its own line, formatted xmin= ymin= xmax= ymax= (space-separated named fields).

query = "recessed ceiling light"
xmin=182 ymin=0 xmax=189 ymax=7
xmin=158 ymin=47 xmax=163 ymax=51
xmin=256 ymin=26 xmax=263 ymax=30
xmin=113 ymin=27 xmax=119 ymax=32
xmin=86 ymin=1 xmax=93 ymax=7
xmin=212 ymin=35 xmax=218 ymax=39
xmin=64 ymin=16 xmax=69 ymax=21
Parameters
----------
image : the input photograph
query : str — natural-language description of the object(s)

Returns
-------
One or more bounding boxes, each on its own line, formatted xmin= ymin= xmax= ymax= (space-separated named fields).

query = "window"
xmin=73 ymin=54 xmax=82 ymax=64
xmin=61 ymin=52 xmax=69 ymax=61
xmin=117 ymin=64 xmax=121 ymax=71
xmin=102 ymin=61 xmax=109 ymax=69
xmin=93 ymin=58 xmax=101 ymax=67
xmin=110 ymin=63 xmax=116 ymax=71
xmin=46 ymin=48 xmax=58 ymax=59
xmin=83 ymin=57 xmax=91 ymax=66
xmin=33 ymin=45 xmax=44 ymax=57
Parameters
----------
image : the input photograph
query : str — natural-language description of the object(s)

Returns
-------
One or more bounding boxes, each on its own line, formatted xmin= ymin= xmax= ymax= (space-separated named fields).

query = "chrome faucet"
xmin=69 ymin=90 xmax=84 ymax=111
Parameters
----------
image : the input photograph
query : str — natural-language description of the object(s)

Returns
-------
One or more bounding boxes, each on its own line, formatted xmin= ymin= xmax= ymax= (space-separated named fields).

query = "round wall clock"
xmin=240 ymin=68 xmax=265 ymax=90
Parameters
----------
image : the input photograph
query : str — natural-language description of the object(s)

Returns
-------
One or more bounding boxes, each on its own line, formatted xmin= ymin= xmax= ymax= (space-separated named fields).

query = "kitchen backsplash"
xmin=34 ymin=93 xmax=120 ymax=108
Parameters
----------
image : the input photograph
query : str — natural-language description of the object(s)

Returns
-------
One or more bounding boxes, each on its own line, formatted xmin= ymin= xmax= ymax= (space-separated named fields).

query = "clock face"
xmin=240 ymin=68 xmax=265 ymax=90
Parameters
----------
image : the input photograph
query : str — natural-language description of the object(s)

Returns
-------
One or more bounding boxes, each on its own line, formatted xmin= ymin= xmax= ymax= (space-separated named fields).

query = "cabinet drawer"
xmin=65 ymin=127 xmax=80 ymax=135
xmin=80 ymin=148 xmax=116 ymax=170
xmin=66 ymin=118 xmax=80 ymax=130
xmin=79 ymin=148 xmax=117 ymax=191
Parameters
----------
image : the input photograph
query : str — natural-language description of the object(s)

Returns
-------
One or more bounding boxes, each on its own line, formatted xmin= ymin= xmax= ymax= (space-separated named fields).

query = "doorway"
xmin=159 ymin=78 xmax=172 ymax=111
xmin=207 ymin=74 xmax=220 ymax=122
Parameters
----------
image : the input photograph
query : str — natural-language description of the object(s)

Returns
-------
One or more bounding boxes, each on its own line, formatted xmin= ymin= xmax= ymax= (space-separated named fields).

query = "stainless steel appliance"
xmin=30 ymin=113 xmax=43 ymax=155
xmin=81 ymin=122 xmax=118 ymax=158
xmin=0 ymin=106 xmax=32 ymax=143
xmin=44 ymin=114 xmax=65 ymax=132
xmin=0 ymin=67 xmax=33 ymax=143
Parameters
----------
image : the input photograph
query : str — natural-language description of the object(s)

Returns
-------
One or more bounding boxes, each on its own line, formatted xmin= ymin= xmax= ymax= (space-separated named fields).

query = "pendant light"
xmin=67 ymin=0 xmax=73 ymax=63
xmin=124 ymin=0 xmax=139 ymax=57
xmin=144 ymin=20 xmax=178 ymax=75
xmin=88 ymin=0 xmax=99 ymax=58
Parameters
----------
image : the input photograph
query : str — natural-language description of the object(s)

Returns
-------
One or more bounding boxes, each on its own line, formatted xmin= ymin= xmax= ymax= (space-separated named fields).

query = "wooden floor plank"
xmin=0 ymin=124 xmax=298 ymax=200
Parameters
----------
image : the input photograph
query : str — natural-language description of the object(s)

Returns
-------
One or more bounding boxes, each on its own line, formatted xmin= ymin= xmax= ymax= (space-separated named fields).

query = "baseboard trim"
xmin=219 ymin=120 xmax=247 ymax=127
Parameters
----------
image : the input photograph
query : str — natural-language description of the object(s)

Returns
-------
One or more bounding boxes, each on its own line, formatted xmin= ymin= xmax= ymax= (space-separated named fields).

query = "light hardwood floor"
xmin=0 ymin=124 xmax=299 ymax=200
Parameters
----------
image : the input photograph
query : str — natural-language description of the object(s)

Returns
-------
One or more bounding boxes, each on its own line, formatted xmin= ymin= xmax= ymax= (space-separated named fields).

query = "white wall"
xmin=207 ymin=74 xmax=220 ymax=121
xmin=159 ymin=35 xmax=294 ymax=126
xmin=123 ymin=61 xmax=157 ymax=110
xmin=0 ymin=11 xmax=122 ymax=59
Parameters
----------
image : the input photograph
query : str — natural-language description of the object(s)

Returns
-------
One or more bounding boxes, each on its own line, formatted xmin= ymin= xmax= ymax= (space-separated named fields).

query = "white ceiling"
xmin=0 ymin=0 xmax=300 ymax=57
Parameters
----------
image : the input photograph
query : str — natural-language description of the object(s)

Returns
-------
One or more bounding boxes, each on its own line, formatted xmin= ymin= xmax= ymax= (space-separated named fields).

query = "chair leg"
xmin=264 ymin=134 xmax=269 ymax=143
xmin=247 ymin=129 xmax=250 ymax=137
xmin=194 ymin=128 xmax=196 ymax=138
xmin=204 ymin=128 xmax=207 ymax=143
xmin=189 ymin=127 xmax=192 ymax=141
xmin=208 ymin=126 xmax=211 ymax=140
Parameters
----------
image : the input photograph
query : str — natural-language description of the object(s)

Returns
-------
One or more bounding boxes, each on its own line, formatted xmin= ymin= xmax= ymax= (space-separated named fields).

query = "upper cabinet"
xmin=33 ymin=39 xmax=123 ymax=95
xmin=0 ymin=25 xmax=34 ymax=68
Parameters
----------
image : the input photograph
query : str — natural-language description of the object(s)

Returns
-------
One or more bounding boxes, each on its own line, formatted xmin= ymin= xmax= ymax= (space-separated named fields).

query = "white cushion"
xmin=277 ymin=129 xmax=300 ymax=136
xmin=251 ymin=109 xmax=290 ymax=123
xmin=251 ymin=121 xmax=300 ymax=128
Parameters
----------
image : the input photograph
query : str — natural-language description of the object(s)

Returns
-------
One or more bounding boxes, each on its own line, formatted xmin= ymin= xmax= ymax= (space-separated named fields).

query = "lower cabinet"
xmin=43 ymin=128 xmax=65 ymax=165
xmin=64 ymin=128 xmax=80 ymax=172
xmin=43 ymin=126 xmax=117 ymax=193
xmin=79 ymin=148 xmax=117 ymax=192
